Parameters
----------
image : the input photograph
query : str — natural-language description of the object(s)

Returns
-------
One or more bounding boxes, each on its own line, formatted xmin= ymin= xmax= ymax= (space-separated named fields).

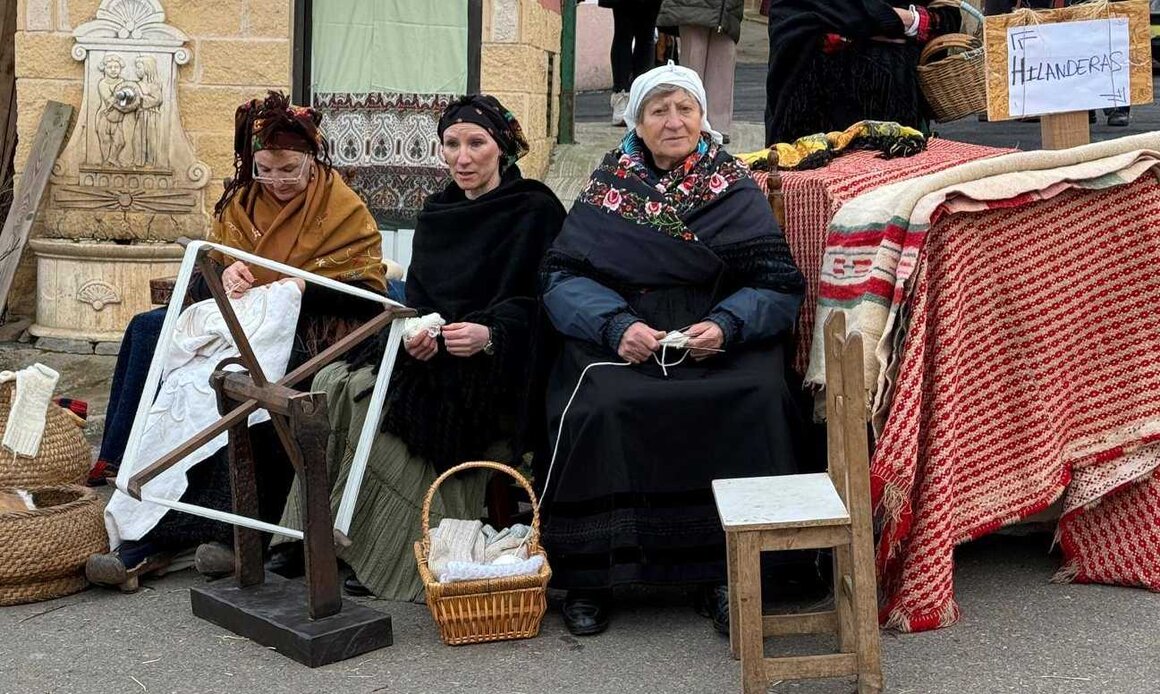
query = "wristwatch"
xmin=482 ymin=328 xmax=495 ymax=356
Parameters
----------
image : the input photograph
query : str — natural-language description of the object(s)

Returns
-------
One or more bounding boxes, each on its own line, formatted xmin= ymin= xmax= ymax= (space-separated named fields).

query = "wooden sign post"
xmin=983 ymin=0 xmax=1153 ymax=150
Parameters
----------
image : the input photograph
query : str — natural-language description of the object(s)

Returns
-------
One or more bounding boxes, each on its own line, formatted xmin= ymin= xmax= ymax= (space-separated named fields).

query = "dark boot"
xmin=265 ymin=541 xmax=305 ymax=578
xmin=85 ymin=541 xmax=173 ymax=592
xmin=694 ymin=584 xmax=730 ymax=636
xmin=343 ymin=575 xmax=372 ymax=597
xmin=562 ymin=589 xmax=611 ymax=636
xmin=194 ymin=542 xmax=235 ymax=580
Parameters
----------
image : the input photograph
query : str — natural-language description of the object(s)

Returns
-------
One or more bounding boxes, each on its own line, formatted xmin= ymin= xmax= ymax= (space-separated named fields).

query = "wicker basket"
xmin=414 ymin=461 xmax=551 ymax=646
xmin=917 ymin=2 xmax=987 ymax=123
xmin=0 ymin=485 xmax=108 ymax=606
xmin=0 ymin=382 xmax=91 ymax=488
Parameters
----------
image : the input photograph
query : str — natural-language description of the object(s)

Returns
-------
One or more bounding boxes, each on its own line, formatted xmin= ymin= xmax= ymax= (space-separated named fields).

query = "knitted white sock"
xmin=1 ymin=363 xmax=60 ymax=457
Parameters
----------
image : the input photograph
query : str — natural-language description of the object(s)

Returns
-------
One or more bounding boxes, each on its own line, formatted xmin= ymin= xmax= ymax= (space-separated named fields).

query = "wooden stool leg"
xmin=736 ymin=533 xmax=766 ymax=694
xmin=726 ymin=531 xmax=739 ymax=660
xmin=833 ymin=544 xmax=855 ymax=653
xmin=851 ymin=530 xmax=883 ymax=692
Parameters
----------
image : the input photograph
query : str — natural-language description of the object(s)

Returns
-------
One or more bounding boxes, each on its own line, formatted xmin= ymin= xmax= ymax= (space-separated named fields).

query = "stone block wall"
xmin=482 ymin=0 xmax=562 ymax=180
xmin=10 ymin=0 xmax=291 ymax=315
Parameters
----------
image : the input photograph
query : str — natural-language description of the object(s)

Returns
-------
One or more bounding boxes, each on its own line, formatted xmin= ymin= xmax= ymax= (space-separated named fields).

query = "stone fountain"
xmin=29 ymin=0 xmax=208 ymax=343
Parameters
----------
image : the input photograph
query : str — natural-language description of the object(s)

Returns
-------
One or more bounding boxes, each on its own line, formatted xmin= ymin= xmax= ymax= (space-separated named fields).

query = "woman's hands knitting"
xmin=406 ymin=331 xmax=439 ymax=361
xmin=685 ymin=321 xmax=724 ymax=361
xmin=222 ymin=261 xmax=255 ymax=298
xmin=618 ymin=322 xmax=666 ymax=364
xmin=443 ymin=322 xmax=491 ymax=357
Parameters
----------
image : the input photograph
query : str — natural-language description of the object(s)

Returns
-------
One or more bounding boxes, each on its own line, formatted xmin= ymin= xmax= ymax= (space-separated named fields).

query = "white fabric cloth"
xmin=104 ymin=282 xmax=301 ymax=547
xmin=624 ymin=61 xmax=723 ymax=145
xmin=0 ymin=363 xmax=60 ymax=457
xmin=441 ymin=554 xmax=544 ymax=584
xmin=428 ymin=520 xmax=535 ymax=583
xmin=427 ymin=518 xmax=485 ymax=578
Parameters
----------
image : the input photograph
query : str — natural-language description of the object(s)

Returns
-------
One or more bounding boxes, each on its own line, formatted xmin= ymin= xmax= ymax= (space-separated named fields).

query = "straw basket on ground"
xmin=917 ymin=1 xmax=988 ymax=123
xmin=0 ymin=486 xmax=108 ymax=606
xmin=0 ymin=382 xmax=91 ymax=488
xmin=414 ymin=461 xmax=551 ymax=646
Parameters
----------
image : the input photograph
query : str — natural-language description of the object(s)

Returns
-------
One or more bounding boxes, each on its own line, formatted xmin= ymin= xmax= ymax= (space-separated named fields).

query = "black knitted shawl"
xmin=356 ymin=166 xmax=565 ymax=472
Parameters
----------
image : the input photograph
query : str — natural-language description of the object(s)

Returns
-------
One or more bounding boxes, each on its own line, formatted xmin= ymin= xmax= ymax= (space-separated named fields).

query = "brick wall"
xmin=482 ymin=0 xmax=562 ymax=180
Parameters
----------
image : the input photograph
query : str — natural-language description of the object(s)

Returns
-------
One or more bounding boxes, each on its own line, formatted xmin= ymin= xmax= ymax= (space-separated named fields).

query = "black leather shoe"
xmin=562 ymin=590 xmax=610 ymax=636
xmin=694 ymin=584 xmax=730 ymax=635
xmin=343 ymin=575 xmax=372 ymax=596
xmin=265 ymin=541 xmax=304 ymax=578
xmin=708 ymin=585 xmax=730 ymax=635
xmin=1107 ymin=111 xmax=1130 ymax=127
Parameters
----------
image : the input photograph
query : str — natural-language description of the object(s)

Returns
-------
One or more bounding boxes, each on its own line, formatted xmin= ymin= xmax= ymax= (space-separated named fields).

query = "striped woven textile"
xmin=870 ymin=159 xmax=1160 ymax=632
xmin=771 ymin=140 xmax=1009 ymax=374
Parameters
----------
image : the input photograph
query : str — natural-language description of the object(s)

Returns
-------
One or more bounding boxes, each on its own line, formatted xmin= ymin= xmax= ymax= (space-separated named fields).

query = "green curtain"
xmin=312 ymin=0 xmax=468 ymax=95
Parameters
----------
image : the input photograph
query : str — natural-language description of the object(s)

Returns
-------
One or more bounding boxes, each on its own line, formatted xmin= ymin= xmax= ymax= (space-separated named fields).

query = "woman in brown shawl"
xmin=87 ymin=92 xmax=386 ymax=591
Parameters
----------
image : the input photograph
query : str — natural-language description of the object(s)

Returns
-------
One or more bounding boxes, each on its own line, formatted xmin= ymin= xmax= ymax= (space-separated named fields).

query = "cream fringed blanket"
xmin=808 ymin=132 xmax=1160 ymax=632
xmin=104 ymin=283 xmax=300 ymax=547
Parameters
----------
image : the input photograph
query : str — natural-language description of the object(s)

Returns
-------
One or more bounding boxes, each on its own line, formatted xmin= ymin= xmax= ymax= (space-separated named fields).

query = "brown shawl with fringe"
xmin=209 ymin=164 xmax=386 ymax=292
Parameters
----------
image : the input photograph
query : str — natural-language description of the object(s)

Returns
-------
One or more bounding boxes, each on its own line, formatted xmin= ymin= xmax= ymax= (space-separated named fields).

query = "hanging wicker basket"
xmin=917 ymin=2 xmax=988 ymax=123
xmin=414 ymin=461 xmax=551 ymax=646
xmin=0 ymin=381 xmax=92 ymax=488
xmin=0 ymin=485 xmax=108 ymax=606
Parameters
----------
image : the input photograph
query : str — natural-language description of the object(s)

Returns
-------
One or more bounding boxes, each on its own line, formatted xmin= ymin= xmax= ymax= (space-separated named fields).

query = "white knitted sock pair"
xmin=1 ymin=363 xmax=60 ymax=457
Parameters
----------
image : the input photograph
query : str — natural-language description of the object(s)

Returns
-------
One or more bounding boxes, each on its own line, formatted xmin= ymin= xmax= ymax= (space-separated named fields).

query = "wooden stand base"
xmin=190 ymin=573 xmax=393 ymax=667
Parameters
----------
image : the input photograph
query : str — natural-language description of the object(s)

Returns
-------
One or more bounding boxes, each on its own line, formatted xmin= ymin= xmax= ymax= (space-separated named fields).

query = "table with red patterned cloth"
xmin=771 ymin=139 xmax=1012 ymax=373
xmin=872 ymin=176 xmax=1160 ymax=632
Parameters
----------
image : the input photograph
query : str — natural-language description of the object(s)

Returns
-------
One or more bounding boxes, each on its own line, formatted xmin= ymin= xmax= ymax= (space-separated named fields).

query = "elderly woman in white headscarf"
xmin=538 ymin=64 xmax=810 ymax=636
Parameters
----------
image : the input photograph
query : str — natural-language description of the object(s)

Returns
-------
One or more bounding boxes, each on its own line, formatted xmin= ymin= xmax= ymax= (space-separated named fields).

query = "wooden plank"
xmin=762 ymin=611 xmax=837 ymax=637
xmin=755 ymin=525 xmax=849 ymax=552
xmin=1041 ymin=111 xmax=1091 ymax=150
xmin=839 ymin=329 xmax=885 ymax=693
xmin=736 ymin=533 xmax=767 ymax=694
xmin=764 ymin=653 xmax=858 ymax=681
xmin=0 ymin=102 xmax=73 ymax=314
xmin=0 ymin=0 xmax=17 ymax=198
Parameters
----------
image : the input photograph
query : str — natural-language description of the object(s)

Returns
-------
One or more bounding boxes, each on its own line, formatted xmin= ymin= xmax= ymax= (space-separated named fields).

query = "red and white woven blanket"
xmin=846 ymin=137 xmax=1160 ymax=631
xmin=772 ymin=140 xmax=1009 ymax=374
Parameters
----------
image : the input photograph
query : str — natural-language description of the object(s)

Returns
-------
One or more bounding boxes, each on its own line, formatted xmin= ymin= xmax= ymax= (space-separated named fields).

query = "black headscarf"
xmin=438 ymin=94 xmax=530 ymax=173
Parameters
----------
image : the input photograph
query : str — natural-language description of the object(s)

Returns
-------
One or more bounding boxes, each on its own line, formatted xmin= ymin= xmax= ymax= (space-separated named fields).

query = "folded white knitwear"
xmin=427 ymin=518 xmax=536 ymax=583
xmin=0 ymin=363 xmax=61 ymax=457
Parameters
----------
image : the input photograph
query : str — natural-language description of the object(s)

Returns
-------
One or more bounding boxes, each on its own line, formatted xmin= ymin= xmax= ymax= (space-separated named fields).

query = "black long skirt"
xmin=540 ymin=336 xmax=811 ymax=590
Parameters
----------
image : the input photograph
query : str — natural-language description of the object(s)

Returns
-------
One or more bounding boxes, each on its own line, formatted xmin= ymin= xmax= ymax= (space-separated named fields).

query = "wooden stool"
xmin=712 ymin=313 xmax=882 ymax=693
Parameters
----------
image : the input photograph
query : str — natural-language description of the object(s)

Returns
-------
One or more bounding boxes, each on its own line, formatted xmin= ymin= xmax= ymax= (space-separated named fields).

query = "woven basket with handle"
xmin=917 ymin=1 xmax=987 ymax=123
xmin=0 ymin=485 xmax=108 ymax=606
xmin=0 ymin=382 xmax=91 ymax=488
xmin=414 ymin=461 xmax=551 ymax=646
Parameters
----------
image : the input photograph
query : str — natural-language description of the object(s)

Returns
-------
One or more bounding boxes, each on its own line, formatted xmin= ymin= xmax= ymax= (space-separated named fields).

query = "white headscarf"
xmin=624 ymin=61 xmax=723 ymax=146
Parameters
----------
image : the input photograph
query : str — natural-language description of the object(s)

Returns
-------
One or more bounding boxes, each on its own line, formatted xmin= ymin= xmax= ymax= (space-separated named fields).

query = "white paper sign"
xmin=1007 ymin=17 xmax=1130 ymax=118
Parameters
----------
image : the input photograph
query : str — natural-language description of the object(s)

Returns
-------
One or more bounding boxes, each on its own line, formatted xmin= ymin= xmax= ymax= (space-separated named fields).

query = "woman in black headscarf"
xmin=274 ymin=94 xmax=567 ymax=601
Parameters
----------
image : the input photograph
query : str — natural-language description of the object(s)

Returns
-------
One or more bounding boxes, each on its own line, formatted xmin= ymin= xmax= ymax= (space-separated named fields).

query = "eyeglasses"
xmin=252 ymin=156 xmax=310 ymax=185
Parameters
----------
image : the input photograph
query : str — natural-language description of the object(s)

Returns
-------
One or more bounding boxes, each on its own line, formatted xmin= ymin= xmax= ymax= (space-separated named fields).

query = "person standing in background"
xmin=657 ymin=0 xmax=744 ymax=143
xmin=602 ymin=0 xmax=664 ymax=126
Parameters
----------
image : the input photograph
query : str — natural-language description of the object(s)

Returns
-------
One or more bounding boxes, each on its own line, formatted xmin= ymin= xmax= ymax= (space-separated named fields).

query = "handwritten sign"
xmin=1007 ymin=18 xmax=1130 ymax=117
xmin=984 ymin=0 xmax=1153 ymax=122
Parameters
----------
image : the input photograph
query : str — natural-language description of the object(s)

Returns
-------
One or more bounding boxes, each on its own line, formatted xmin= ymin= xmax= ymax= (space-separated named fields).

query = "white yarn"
xmin=402 ymin=313 xmax=445 ymax=342
xmin=540 ymin=332 xmax=724 ymax=498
